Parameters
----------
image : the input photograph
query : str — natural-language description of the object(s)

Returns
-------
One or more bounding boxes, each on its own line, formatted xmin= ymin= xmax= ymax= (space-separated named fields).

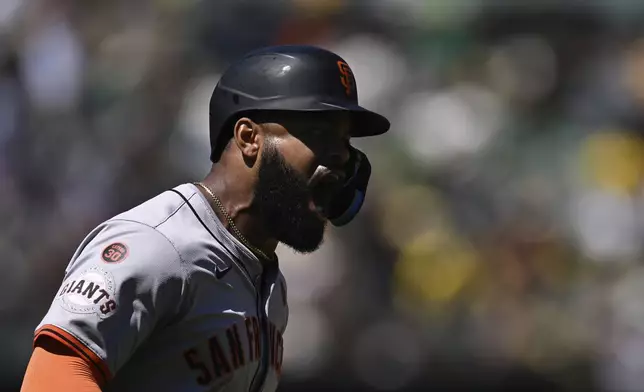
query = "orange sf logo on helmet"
xmin=337 ymin=61 xmax=354 ymax=96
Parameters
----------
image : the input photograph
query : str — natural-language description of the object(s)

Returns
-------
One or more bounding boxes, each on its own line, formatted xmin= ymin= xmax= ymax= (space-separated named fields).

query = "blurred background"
xmin=1 ymin=0 xmax=644 ymax=391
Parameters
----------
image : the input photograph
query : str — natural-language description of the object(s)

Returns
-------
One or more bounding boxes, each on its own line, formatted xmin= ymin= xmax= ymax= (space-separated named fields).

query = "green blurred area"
xmin=1 ymin=0 xmax=644 ymax=391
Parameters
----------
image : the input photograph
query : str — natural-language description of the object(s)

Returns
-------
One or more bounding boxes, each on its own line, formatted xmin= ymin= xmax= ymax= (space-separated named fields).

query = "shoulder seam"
xmin=152 ymin=190 xmax=195 ymax=230
xmin=107 ymin=217 xmax=192 ymax=322
xmin=109 ymin=218 xmax=187 ymax=266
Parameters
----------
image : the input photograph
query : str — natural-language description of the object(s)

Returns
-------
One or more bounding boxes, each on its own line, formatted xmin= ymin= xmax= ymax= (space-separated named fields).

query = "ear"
xmin=232 ymin=117 xmax=261 ymax=159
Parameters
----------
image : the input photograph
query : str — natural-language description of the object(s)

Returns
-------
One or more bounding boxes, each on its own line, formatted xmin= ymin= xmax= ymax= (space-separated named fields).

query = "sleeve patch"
xmin=57 ymin=267 xmax=118 ymax=318
xmin=102 ymin=242 xmax=129 ymax=263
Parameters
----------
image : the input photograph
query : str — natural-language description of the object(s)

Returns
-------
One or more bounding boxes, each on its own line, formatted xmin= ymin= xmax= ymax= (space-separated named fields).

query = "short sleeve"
xmin=34 ymin=219 xmax=187 ymax=382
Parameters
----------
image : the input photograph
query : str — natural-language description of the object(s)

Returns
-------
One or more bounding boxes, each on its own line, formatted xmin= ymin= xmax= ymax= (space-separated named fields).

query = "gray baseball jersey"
xmin=34 ymin=183 xmax=288 ymax=392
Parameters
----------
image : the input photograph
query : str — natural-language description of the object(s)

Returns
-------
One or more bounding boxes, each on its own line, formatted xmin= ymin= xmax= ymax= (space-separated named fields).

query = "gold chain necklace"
xmin=194 ymin=182 xmax=275 ymax=262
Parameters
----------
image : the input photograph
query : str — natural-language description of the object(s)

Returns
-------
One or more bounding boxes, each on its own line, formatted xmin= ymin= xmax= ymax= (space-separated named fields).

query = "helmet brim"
xmin=318 ymin=101 xmax=390 ymax=137
xmin=242 ymin=96 xmax=391 ymax=137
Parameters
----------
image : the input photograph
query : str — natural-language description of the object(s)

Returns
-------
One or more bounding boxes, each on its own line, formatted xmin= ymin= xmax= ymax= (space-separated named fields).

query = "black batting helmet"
xmin=208 ymin=45 xmax=391 ymax=162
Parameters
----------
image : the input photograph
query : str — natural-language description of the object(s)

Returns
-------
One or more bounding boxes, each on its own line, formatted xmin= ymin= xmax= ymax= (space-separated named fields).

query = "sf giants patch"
xmin=337 ymin=60 xmax=354 ymax=97
xmin=57 ymin=267 xmax=118 ymax=318
xmin=102 ymin=242 xmax=128 ymax=263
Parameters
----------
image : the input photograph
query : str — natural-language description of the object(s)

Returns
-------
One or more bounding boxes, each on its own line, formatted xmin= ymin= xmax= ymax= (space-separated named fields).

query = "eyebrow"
xmin=269 ymin=114 xmax=351 ymax=139
xmin=303 ymin=123 xmax=349 ymax=139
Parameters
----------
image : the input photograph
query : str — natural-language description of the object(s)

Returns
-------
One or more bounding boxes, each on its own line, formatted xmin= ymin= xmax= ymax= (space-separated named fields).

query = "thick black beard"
xmin=253 ymin=142 xmax=326 ymax=253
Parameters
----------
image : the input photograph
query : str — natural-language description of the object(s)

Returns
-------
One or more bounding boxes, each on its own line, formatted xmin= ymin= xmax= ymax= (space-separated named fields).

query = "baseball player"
xmin=21 ymin=45 xmax=390 ymax=392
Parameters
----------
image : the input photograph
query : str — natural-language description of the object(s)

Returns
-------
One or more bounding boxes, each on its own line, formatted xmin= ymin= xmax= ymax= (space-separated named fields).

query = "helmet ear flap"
xmin=327 ymin=147 xmax=371 ymax=226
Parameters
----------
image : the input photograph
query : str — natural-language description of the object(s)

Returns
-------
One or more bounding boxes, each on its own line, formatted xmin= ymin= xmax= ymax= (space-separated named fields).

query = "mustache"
xmin=259 ymin=145 xmax=343 ymax=213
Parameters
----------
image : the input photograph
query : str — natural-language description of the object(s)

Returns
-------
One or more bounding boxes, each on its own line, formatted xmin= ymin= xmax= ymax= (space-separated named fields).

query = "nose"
xmin=327 ymin=141 xmax=350 ymax=168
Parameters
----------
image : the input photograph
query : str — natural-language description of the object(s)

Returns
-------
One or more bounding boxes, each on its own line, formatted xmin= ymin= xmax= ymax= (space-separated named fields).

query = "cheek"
xmin=277 ymin=138 xmax=317 ymax=177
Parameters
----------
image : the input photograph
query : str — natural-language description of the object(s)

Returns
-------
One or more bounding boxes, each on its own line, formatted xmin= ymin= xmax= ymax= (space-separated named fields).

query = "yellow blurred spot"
xmin=379 ymin=185 xmax=447 ymax=249
xmin=394 ymin=229 xmax=479 ymax=305
xmin=581 ymin=131 xmax=644 ymax=194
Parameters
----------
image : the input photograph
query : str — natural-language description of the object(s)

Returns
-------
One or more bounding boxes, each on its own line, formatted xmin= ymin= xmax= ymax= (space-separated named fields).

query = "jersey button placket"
xmin=249 ymin=274 xmax=268 ymax=392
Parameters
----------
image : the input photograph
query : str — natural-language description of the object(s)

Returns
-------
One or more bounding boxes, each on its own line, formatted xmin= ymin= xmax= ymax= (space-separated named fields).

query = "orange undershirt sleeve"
xmin=21 ymin=336 xmax=104 ymax=392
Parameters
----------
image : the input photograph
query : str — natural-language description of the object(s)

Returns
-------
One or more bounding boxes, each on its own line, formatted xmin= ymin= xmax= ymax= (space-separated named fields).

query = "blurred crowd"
xmin=1 ymin=0 xmax=644 ymax=391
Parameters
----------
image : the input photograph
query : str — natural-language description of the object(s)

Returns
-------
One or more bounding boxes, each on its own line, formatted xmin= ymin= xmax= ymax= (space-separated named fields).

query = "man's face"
xmin=252 ymin=112 xmax=351 ymax=253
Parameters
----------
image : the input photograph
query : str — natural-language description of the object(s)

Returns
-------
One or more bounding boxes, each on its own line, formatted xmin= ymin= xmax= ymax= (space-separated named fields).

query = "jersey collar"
xmin=175 ymin=183 xmax=264 ymax=282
